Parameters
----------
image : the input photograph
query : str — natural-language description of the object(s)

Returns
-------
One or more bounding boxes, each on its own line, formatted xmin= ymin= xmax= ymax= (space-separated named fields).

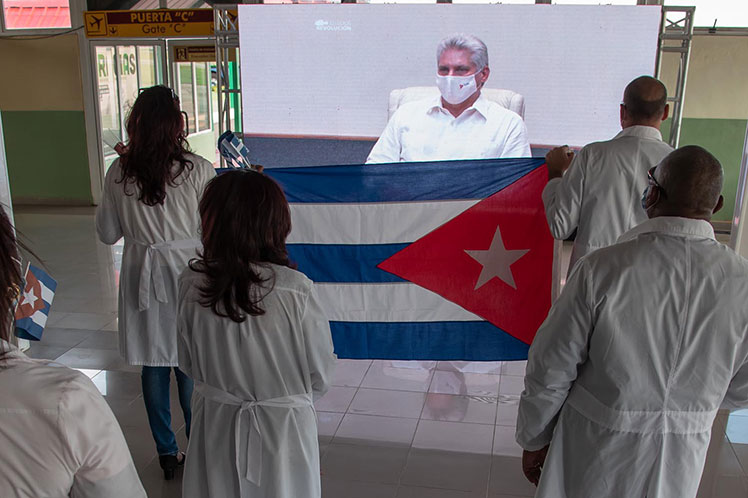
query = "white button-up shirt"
xmin=516 ymin=216 xmax=748 ymax=498
xmin=542 ymin=125 xmax=673 ymax=271
xmin=366 ymin=95 xmax=531 ymax=163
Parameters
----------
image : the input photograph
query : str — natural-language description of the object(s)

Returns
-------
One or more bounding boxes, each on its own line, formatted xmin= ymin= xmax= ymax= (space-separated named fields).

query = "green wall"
xmin=2 ymin=110 xmax=92 ymax=205
xmin=662 ymin=118 xmax=747 ymax=222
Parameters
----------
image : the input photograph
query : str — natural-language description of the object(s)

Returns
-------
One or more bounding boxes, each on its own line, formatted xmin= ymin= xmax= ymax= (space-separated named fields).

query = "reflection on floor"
xmin=15 ymin=207 xmax=748 ymax=498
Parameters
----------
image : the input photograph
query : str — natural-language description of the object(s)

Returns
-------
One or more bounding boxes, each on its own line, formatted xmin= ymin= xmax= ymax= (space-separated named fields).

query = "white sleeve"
xmin=515 ymin=259 xmax=594 ymax=451
xmin=95 ymin=162 xmax=123 ymax=245
xmin=366 ymin=114 xmax=402 ymax=164
xmin=498 ymin=116 xmax=532 ymax=158
xmin=541 ymin=147 xmax=587 ymax=240
xmin=63 ymin=374 xmax=146 ymax=498
xmin=176 ymin=273 xmax=194 ymax=379
xmin=722 ymin=358 xmax=748 ymax=410
xmin=301 ymin=284 xmax=336 ymax=400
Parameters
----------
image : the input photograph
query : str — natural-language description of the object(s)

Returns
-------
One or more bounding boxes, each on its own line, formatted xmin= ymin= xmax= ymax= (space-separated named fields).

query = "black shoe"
xmin=158 ymin=452 xmax=185 ymax=480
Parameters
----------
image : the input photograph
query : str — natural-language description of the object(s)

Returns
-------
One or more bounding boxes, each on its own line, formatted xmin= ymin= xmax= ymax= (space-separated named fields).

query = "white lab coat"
xmin=95 ymin=154 xmax=215 ymax=366
xmin=0 ymin=343 xmax=146 ymax=498
xmin=177 ymin=264 xmax=336 ymax=498
xmin=542 ymin=126 xmax=673 ymax=271
xmin=516 ymin=217 xmax=748 ymax=498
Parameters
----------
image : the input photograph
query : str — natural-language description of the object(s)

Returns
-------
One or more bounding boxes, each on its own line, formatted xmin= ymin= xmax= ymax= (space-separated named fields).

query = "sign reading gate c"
xmin=84 ymin=9 xmax=232 ymax=38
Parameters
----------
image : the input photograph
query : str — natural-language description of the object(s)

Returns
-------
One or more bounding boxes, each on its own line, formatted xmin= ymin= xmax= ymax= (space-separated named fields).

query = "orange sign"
xmin=84 ymin=9 xmax=216 ymax=38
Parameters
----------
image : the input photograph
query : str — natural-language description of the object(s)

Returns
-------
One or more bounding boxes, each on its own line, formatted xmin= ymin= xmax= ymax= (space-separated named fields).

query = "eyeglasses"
xmin=647 ymin=166 xmax=662 ymax=190
xmin=138 ymin=86 xmax=178 ymax=102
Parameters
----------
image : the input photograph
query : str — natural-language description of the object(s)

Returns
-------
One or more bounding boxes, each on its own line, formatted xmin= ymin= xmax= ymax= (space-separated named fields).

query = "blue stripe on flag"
xmin=330 ymin=321 xmax=529 ymax=361
xmin=265 ymin=158 xmax=545 ymax=203
xmin=15 ymin=317 xmax=44 ymax=341
xmin=288 ymin=243 xmax=408 ymax=283
xmin=30 ymin=265 xmax=57 ymax=291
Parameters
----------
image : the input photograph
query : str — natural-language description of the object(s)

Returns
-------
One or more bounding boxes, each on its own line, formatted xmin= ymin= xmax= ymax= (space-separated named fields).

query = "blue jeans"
xmin=141 ymin=366 xmax=193 ymax=456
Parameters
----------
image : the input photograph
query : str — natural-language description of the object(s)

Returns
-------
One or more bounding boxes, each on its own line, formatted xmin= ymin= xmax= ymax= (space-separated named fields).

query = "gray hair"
xmin=436 ymin=33 xmax=489 ymax=70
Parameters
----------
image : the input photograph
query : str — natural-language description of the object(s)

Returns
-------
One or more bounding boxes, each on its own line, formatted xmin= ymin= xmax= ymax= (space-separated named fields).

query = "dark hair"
xmin=623 ymin=76 xmax=668 ymax=122
xmin=190 ymin=170 xmax=294 ymax=322
xmin=117 ymin=85 xmax=193 ymax=206
xmin=0 ymin=208 xmax=22 ymax=343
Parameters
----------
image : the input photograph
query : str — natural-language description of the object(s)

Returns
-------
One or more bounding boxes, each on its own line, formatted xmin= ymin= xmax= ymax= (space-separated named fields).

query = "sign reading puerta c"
xmin=84 ymin=9 xmax=236 ymax=38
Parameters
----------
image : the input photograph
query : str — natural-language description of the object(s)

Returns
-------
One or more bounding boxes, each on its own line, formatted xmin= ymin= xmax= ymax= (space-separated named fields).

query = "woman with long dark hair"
xmin=0 ymin=207 xmax=146 ymax=496
xmin=95 ymin=85 xmax=215 ymax=479
xmin=177 ymin=171 xmax=335 ymax=498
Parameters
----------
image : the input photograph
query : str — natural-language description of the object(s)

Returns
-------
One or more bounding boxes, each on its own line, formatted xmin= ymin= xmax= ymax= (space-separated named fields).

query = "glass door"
xmin=92 ymin=41 xmax=166 ymax=172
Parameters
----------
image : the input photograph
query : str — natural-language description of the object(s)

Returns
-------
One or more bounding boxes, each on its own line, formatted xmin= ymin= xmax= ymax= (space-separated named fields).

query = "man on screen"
xmin=366 ymin=33 xmax=531 ymax=164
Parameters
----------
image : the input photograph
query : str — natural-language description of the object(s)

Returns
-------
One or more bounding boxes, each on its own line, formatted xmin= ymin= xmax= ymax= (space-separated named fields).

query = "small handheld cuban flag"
xmin=14 ymin=264 xmax=57 ymax=341
xmin=266 ymin=157 xmax=553 ymax=361
xmin=218 ymin=130 xmax=253 ymax=169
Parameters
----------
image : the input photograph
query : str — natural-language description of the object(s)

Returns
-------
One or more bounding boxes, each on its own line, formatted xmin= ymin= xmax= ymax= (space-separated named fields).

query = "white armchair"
xmin=388 ymin=86 xmax=525 ymax=121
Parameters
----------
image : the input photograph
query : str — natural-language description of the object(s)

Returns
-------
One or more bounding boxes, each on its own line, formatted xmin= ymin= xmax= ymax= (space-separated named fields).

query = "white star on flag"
xmin=22 ymin=289 xmax=38 ymax=308
xmin=465 ymin=226 xmax=530 ymax=290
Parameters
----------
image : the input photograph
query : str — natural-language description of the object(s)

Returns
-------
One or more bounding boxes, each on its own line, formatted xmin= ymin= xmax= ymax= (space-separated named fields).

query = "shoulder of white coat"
xmin=270 ymin=264 xmax=314 ymax=295
xmin=14 ymin=361 xmax=98 ymax=409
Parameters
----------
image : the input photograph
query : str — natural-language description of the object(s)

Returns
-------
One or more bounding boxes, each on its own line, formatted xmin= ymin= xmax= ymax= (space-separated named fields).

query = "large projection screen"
xmin=239 ymin=4 xmax=661 ymax=148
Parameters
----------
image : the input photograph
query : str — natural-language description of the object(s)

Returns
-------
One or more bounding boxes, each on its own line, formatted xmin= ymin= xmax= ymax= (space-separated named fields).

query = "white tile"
xmin=397 ymin=486 xmax=485 ymax=497
xmin=500 ymin=360 xmax=527 ymax=377
xmin=91 ymin=370 xmax=142 ymax=401
xmin=331 ymin=359 xmax=371 ymax=387
xmin=349 ymin=389 xmax=426 ymax=419
xmin=732 ymin=443 xmax=748 ymax=474
xmin=53 ymin=312 xmax=117 ymax=331
xmin=314 ymin=386 xmax=357 ymax=413
xmin=727 ymin=413 xmax=748 ymax=445
xmin=489 ymin=455 xmax=537 ymax=497
xmin=495 ymin=396 xmax=520 ymax=427
xmin=54 ymin=347 xmax=123 ymax=370
xmin=436 ymin=361 xmax=502 ymax=375
xmin=401 ymin=449 xmax=491 ymax=492
xmin=361 ymin=360 xmax=435 ymax=392
xmin=413 ymin=420 xmax=494 ymax=454
xmin=334 ymin=414 xmax=418 ymax=446
xmin=317 ymin=411 xmax=343 ymax=439
xmin=322 ymin=478 xmax=398 ymax=498
xmin=498 ymin=375 xmax=525 ymax=396
xmin=321 ymin=443 xmax=409 ymax=483
xmin=429 ymin=370 xmax=499 ymax=397
xmin=421 ymin=393 xmax=497 ymax=425
xmin=492 ymin=425 xmax=523 ymax=457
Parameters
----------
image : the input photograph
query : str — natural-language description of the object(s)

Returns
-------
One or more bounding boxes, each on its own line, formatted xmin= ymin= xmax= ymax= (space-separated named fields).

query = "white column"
xmin=0 ymin=112 xmax=11 ymax=222
xmin=729 ymin=124 xmax=748 ymax=257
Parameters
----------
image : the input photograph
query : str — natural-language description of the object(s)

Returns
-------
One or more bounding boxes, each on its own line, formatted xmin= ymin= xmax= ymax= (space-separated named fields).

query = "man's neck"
xmin=442 ymin=91 xmax=481 ymax=118
xmin=622 ymin=120 xmax=661 ymax=131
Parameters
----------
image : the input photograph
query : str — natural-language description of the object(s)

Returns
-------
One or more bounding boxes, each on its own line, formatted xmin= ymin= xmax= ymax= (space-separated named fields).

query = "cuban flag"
xmin=14 ymin=264 xmax=57 ymax=341
xmin=265 ymin=158 xmax=553 ymax=361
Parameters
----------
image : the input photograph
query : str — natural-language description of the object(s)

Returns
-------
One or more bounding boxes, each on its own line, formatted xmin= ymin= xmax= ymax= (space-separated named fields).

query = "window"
xmin=3 ymin=0 xmax=71 ymax=30
xmin=175 ymin=61 xmax=212 ymax=134
xmin=664 ymin=0 xmax=748 ymax=28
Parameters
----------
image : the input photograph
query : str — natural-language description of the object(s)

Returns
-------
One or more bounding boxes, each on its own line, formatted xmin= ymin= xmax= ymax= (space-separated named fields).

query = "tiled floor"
xmin=14 ymin=207 xmax=748 ymax=498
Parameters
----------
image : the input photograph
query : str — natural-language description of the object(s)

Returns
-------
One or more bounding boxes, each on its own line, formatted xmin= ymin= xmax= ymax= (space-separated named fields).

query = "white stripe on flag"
xmin=40 ymin=284 xmax=54 ymax=303
xmin=288 ymin=200 xmax=479 ymax=244
xmin=316 ymin=282 xmax=482 ymax=322
xmin=30 ymin=310 xmax=48 ymax=327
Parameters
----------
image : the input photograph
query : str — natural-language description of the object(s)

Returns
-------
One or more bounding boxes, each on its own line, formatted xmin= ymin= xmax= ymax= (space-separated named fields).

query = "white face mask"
xmin=435 ymin=72 xmax=479 ymax=105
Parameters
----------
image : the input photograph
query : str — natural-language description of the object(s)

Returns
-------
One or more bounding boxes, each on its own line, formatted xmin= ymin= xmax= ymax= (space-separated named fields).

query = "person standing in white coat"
xmin=516 ymin=145 xmax=748 ymax=498
xmin=96 ymin=85 xmax=216 ymax=480
xmin=177 ymin=170 xmax=336 ymax=498
xmin=0 ymin=208 xmax=146 ymax=497
xmin=542 ymin=76 xmax=674 ymax=272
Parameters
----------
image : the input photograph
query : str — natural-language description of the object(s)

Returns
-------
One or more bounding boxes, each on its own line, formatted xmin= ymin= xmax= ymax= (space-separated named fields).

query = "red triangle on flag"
xmin=378 ymin=166 xmax=553 ymax=345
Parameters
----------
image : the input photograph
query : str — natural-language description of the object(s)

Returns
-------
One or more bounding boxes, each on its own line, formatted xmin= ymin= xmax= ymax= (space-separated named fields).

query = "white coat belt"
xmin=132 ymin=238 xmax=201 ymax=311
xmin=194 ymin=381 xmax=314 ymax=489
xmin=567 ymin=384 xmax=717 ymax=434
